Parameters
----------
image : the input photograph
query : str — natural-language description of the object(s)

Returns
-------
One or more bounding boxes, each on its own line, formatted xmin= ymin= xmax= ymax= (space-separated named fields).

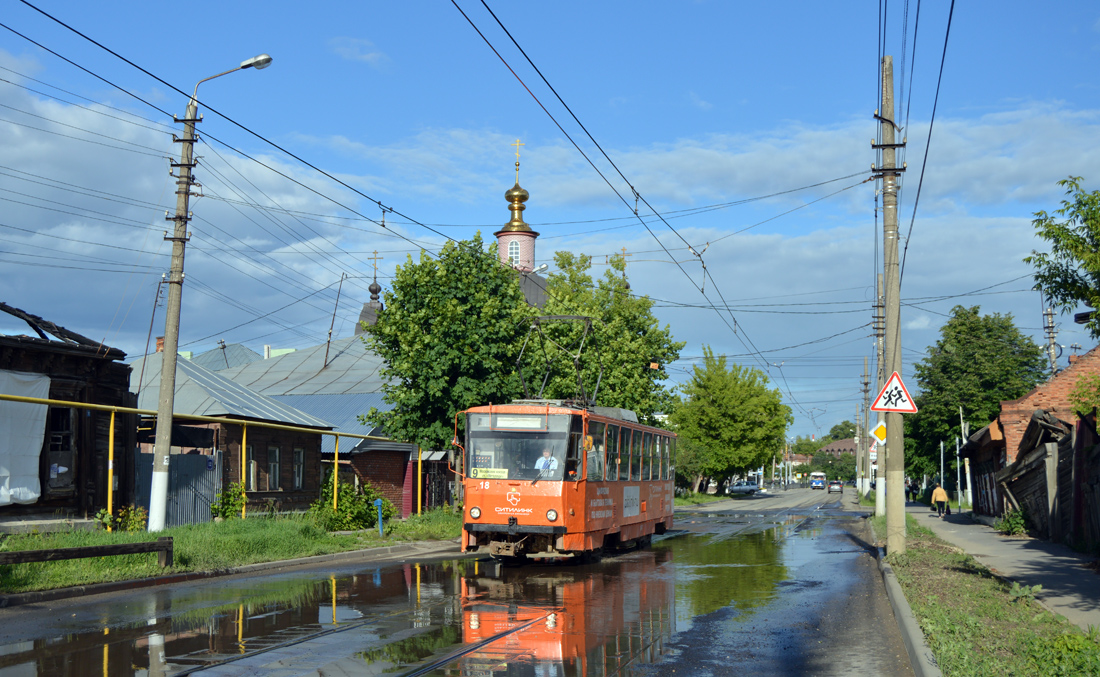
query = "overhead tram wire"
xmin=14 ymin=1 xmax=852 ymax=370
xmin=2 ymin=11 xmax=455 ymax=271
xmin=904 ymin=0 xmax=923 ymax=134
xmin=3 ymin=11 xmax=596 ymax=336
xmin=899 ymin=0 xmax=955 ymax=288
xmin=454 ymin=1 xmax=773 ymax=372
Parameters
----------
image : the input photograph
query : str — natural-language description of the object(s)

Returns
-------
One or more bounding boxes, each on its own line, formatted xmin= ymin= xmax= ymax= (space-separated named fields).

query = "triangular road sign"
xmin=871 ymin=371 xmax=918 ymax=414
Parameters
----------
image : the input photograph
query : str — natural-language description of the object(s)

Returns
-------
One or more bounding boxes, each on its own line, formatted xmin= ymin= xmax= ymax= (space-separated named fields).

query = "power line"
xmin=898 ymin=0 xmax=956 ymax=287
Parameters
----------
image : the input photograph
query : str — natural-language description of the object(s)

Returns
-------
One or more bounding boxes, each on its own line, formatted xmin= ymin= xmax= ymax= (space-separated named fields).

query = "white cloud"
xmin=689 ymin=91 xmax=713 ymax=111
xmin=328 ymin=37 xmax=389 ymax=67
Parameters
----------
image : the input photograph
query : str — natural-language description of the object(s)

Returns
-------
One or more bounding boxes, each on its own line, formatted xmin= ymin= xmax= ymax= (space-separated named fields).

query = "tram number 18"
xmin=478 ymin=481 xmax=491 ymax=490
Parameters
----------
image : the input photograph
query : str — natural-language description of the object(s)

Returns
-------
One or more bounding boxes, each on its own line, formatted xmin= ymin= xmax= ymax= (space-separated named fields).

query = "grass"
xmin=872 ymin=514 xmax=1100 ymax=675
xmin=674 ymin=491 xmax=731 ymax=507
xmin=0 ymin=508 xmax=463 ymax=594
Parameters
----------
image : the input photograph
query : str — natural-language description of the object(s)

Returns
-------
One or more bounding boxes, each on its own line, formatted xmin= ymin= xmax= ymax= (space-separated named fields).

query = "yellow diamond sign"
xmin=871 ymin=421 xmax=887 ymax=445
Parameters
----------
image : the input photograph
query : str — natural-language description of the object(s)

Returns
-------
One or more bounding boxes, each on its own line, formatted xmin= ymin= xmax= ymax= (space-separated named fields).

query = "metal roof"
xmin=130 ymin=353 xmax=332 ymax=428
xmin=217 ymin=337 xmax=390 ymax=396
xmin=274 ymin=393 xmax=388 ymax=451
xmin=190 ymin=343 xmax=263 ymax=371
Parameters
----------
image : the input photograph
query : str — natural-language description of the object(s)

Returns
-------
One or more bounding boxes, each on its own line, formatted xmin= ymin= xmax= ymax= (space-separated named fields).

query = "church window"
xmin=508 ymin=240 xmax=521 ymax=267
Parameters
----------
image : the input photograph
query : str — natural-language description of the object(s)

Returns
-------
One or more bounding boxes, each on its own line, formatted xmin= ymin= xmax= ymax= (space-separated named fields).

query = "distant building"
xmin=816 ymin=438 xmax=857 ymax=458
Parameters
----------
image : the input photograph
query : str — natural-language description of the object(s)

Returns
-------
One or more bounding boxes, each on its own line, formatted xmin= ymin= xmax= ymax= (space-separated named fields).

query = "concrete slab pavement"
xmin=907 ymin=502 xmax=1100 ymax=631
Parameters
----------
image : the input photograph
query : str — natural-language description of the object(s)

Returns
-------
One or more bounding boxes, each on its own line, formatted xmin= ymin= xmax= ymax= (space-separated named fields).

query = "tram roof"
xmin=503 ymin=399 xmax=639 ymax=423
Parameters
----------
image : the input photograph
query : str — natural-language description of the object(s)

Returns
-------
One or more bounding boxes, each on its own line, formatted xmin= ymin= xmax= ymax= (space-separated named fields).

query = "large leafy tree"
xmin=823 ymin=420 xmax=857 ymax=443
xmin=536 ymin=252 xmax=684 ymax=424
xmin=362 ymin=235 xmax=535 ymax=449
xmin=904 ymin=305 xmax=1046 ymax=474
xmin=1025 ymin=176 xmax=1100 ymax=339
xmin=671 ymin=346 xmax=792 ymax=488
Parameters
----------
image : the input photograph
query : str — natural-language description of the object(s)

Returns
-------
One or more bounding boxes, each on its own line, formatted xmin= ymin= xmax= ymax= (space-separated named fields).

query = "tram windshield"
xmin=465 ymin=412 xmax=574 ymax=481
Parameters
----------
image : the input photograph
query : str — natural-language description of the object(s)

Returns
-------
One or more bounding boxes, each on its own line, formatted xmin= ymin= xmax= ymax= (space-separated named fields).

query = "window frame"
xmin=267 ymin=445 xmax=281 ymax=490
xmin=293 ymin=448 xmax=305 ymax=490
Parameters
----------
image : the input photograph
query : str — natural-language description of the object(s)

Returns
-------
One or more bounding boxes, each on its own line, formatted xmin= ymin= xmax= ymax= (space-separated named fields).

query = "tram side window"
xmin=587 ymin=421 xmax=606 ymax=481
xmin=619 ymin=428 xmax=632 ymax=481
xmin=655 ymin=436 xmax=664 ymax=480
xmin=643 ymin=432 xmax=653 ymax=480
xmin=631 ymin=429 xmax=643 ymax=481
xmin=668 ymin=437 xmax=676 ymax=478
xmin=606 ymin=425 xmax=619 ymax=481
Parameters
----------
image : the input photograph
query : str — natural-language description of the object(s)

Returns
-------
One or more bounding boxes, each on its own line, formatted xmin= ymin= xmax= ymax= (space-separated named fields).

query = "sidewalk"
xmin=907 ymin=502 xmax=1100 ymax=631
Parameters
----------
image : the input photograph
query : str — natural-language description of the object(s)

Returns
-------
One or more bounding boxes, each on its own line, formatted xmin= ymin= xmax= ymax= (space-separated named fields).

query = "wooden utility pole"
xmin=876 ymin=55 xmax=907 ymax=554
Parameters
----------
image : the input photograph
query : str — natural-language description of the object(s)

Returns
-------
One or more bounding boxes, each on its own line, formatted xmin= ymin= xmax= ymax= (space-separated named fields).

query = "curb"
xmin=877 ymin=546 xmax=942 ymax=677
xmin=0 ymin=539 xmax=463 ymax=609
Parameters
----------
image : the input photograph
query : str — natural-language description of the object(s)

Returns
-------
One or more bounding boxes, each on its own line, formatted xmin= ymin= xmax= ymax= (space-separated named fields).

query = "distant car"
xmin=827 ymin=480 xmax=844 ymax=494
xmin=727 ymin=481 xmax=758 ymax=495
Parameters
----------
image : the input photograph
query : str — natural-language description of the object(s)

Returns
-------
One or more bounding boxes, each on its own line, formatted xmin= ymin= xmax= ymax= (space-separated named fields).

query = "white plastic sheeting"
xmin=0 ymin=369 xmax=50 ymax=505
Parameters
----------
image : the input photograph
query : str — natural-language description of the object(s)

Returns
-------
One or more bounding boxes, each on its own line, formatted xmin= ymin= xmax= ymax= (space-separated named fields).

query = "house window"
xmin=293 ymin=448 xmax=305 ymax=490
xmin=268 ymin=446 xmax=281 ymax=490
xmin=46 ymin=407 xmax=76 ymax=495
xmin=245 ymin=445 xmax=256 ymax=491
xmin=508 ymin=240 xmax=520 ymax=267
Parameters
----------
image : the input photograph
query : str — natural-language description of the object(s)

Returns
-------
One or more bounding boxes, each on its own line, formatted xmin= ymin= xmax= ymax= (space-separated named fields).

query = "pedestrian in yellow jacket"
xmin=931 ymin=484 xmax=949 ymax=518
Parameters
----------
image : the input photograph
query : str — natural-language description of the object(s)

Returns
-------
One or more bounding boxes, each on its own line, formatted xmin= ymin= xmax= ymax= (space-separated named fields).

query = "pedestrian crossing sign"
xmin=871 ymin=371 xmax=917 ymax=414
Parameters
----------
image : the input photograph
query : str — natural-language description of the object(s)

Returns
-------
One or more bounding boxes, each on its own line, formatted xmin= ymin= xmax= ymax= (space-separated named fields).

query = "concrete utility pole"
xmin=1043 ymin=307 xmax=1059 ymax=375
xmin=148 ymin=55 xmax=272 ymax=531
xmin=861 ymin=358 xmax=871 ymax=496
xmin=855 ymin=405 xmax=863 ymax=491
xmin=876 ymin=55 xmax=906 ymax=554
xmin=874 ymin=275 xmax=885 ymax=515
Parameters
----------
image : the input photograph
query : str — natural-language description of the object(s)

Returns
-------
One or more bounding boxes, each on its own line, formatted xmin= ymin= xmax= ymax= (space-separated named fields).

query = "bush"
xmin=117 ymin=505 xmax=148 ymax=532
xmin=211 ymin=482 xmax=246 ymax=519
xmin=93 ymin=505 xmax=148 ymax=532
xmin=996 ymin=507 xmax=1028 ymax=536
xmin=308 ymin=481 xmax=397 ymax=531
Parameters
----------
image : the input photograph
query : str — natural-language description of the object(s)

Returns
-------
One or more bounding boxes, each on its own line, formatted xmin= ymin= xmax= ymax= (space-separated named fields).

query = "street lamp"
xmin=148 ymin=54 xmax=273 ymax=532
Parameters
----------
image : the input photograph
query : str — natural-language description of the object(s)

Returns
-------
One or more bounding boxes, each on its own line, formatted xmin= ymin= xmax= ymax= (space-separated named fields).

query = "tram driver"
xmin=535 ymin=447 xmax=559 ymax=473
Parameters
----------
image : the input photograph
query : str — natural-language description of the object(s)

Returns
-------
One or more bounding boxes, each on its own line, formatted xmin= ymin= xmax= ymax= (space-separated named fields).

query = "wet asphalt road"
xmin=0 ymin=488 xmax=912 ymax=676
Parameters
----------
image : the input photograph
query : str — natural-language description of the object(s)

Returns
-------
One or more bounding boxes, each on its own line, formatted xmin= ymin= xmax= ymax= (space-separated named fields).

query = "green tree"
xmin=362 ymin=235 xmax=535 ymax=449
xmin=904 ymin=305 xmax=1046 ymax=475
xmin=671 ymin=346 xmax=792 ymax=485
xmin=823 ymin=420 xmax=857 ymax=443
xmin=810 ymin=451 xmax=856 ymax=482
xmin=1025 ymin=176 xmax=1100 ymax=339
xmin=790 ymin=434 xmax=823 ymax=457
xmin=538 ymin=252 xmax=684 ymax=423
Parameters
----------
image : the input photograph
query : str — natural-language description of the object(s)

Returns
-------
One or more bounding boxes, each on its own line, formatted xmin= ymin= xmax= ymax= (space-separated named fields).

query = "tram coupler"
xmin=489 ymin=540 xmax=522 ymax=558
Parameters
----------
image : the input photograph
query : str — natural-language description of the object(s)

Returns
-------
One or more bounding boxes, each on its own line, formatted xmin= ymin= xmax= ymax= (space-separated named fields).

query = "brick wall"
xmin=221 ymin=423 xmax=323 ymax=512
xmin=1000 ymin=346 xmax=1100 ymax=462
xmin=496 ymin=231 xmax=537 ymax=272
xmin=347 ymin=450 xmax=408 ymax=510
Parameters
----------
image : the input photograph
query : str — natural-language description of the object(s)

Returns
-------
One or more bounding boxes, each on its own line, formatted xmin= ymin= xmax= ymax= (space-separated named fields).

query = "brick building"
xmin=131 ymin=352 xmax=331 ymax=519
xmin=962 ymin=346 xmax=1100 ymax=516
xmin=999 ymin=347 xmax=1100 ymax=463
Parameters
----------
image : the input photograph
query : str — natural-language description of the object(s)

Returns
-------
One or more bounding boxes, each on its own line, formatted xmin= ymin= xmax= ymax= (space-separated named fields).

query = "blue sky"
xmin=2 ymin=1 xmax=1099 ymax=439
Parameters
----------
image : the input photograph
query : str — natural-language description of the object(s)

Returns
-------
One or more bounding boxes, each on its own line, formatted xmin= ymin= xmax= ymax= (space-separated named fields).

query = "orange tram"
xmin=453 ymin=399 xmax=675 ymax=561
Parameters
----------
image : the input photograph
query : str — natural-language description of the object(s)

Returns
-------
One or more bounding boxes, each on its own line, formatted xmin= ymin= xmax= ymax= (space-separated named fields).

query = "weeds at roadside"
xmin=875 ymin=514 xmax=1100 ymax=675
xmin=674 ymin=491 xmax=728 ymax=507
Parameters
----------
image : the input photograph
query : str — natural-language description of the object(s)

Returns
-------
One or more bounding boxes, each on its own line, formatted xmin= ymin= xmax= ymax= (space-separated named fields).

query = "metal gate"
xmin=134 ymin=452 xmax=223 ymax=527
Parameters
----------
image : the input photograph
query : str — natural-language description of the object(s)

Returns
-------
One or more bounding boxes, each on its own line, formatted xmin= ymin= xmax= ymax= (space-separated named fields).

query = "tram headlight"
xmin=546 ymin=509 xmax=558 ymax=522
xmin=469 ymin=506 xmax=481 ymax=519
